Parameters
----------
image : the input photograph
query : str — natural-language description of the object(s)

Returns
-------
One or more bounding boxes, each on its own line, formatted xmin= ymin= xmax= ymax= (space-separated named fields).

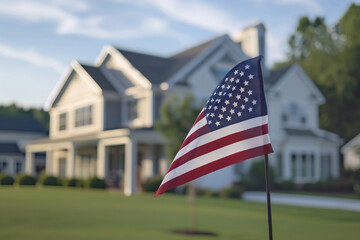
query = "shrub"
xmin=303 ymin=182 xmax=318 ymax=191
xmin=354 ymin=183 xmax=360 ymax=195
xmin=143 ymin=176 xmax=163 ymax=192
xmin=281 ymin=180 xmax=296 ymax=190
xmin=0 ymin=174 xmax=14 ymax=185
xmin=246 ymin=160 xmax=275 ymax=190
xmin=219 ymin=185 xmax=244 ymax=199
xmin=323 ymin=180 xmax=337 ymax=192
xmin=86 ymin=177 xmax=107 ymax=189
xmin=42 ymin=176 xmax=61 ymax=186
xmin=16 ymin=175 xmax=37 ymax=185
xmin=64 ymin=178 xmax=83 ymax=187
xmin=197 ymin=188 xmax=218 ymax=197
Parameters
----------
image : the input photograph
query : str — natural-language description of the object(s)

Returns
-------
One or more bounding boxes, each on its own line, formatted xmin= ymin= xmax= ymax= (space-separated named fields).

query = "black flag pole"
xmin=264 ymin=154 xmax=273 ymax=240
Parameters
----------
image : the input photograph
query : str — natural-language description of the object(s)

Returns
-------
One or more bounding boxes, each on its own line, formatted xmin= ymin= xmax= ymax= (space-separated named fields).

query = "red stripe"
xmin=179 ymin=124 xmax=210 ymax=151
xmin=155 ymin=143 xmax=273 ymax=197
xmin=192 ymin=110 xmax=205 ymax=126
xmin=167 ymin=124 xmax=269 ymax=173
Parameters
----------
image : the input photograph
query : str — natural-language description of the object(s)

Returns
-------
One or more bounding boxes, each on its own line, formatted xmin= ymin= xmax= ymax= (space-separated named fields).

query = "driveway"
xmin=243 ymin=192 xmax=360 ymax=211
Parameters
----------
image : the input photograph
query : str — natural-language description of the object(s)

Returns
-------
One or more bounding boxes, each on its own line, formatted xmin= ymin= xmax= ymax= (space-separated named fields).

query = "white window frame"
xmin=59 ymin=112 xmax=67 ymax=131
xmin=75 ymin=105 xmax=93 ymax=128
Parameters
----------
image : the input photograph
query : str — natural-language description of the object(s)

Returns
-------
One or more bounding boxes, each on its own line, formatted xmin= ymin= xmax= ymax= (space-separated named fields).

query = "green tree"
xmin=0 ymin=103 xmax=49 ymax=130
xmin=155 ymin=94 xmax=201 ymax=161
xmin=275 ymin=4 xmax=360 ymax=141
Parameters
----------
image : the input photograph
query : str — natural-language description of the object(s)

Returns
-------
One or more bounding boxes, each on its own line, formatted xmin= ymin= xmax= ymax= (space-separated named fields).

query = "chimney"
xmin=232 ymin=23 xmax=269 ymax=77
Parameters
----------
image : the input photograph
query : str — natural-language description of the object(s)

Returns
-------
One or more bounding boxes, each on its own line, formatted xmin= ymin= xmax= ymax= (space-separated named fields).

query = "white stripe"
xmin=162 ymin=134 xmax=271 ymax=185
xmin=187 ymin=109 xmax=206 ymax=137
xmin=173 ymin=115 xmax=268 ymax=163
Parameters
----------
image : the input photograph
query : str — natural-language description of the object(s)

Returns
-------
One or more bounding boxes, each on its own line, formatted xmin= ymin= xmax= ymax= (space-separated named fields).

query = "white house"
xmin=0 ymin=115 xmax=47 ymax=177
xmin=342 ymin=134 xmax=360 ymax=170
xmin=26 ymin=23 xmax=342 ymax=194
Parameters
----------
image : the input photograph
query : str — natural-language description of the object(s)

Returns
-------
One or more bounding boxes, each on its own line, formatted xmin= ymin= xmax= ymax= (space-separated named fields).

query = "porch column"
xmin=124 ymin=139 xmax=137 ymax=196
xmin=97 ymin=142 xmax=108 ymax=179
xmin=66 ymin=143 xmax=76 ymax=178
xmin=46 ymin=150 xmax=54 ymax=175
xmin=25 ymin=151 xmax=35 ymax=174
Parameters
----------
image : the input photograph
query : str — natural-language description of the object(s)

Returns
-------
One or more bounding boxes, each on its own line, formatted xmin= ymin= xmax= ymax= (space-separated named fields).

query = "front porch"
xmin=25 ymin=129 xmax=168 ymax=195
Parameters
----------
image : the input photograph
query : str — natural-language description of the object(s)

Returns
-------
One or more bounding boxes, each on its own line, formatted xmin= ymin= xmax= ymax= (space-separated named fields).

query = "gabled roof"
xmin=265 ymin=65 xmax=292 ymax=89
xmin=80 ymin=64 xmax=116 ymax=92
xmin=0 ymin=143 xmax=23 ymax=155
xmin=342 ymin=133 xmax=360 ymax=152
xmin=115 ymin=49 xmax=189 ymax=84
xmin=171 ymin=36 xmax=221 ymax=58
xmin=114 ymin=36 xmax=222 ymax=85
xmin=0 ymin=115 xmax=48 ymax=133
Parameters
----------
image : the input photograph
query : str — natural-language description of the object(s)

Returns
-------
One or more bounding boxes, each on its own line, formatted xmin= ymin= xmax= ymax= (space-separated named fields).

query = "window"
xmin=127 ymin=99 xmax=138 ymax=121
xmin=58 ymin=158 xmax=66 ymax=177
xmin=291 ymin=153 xmax=297 ymax=179
xmin=79 ymin=154 xmax=95 ymax=179
xmin=327 ymin=155 xmax=332 ymax=179
xmin=15 ymin=160 xmax=22 ymax=173
xmin=59 ymin=113 xmax=67 ymax=131
xmin=75 ymin=105 xmax=93 ymax=127
xmin=310 ymin=154 xmax=315 ymax=177
xmin=301 ymin=154 xmax=307 ymax=177
xmin=300 ymin=116 xmax=307 ymax=124
xmin=0 ymin=160 xmax=7 ymax=172
xmin=289 ymin=103 xmax=299 ymax=116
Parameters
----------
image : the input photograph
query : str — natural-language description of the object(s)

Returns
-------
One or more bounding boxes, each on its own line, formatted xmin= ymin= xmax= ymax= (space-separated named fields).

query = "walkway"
xmin=243 ymin=192 xmax=360 ymax=211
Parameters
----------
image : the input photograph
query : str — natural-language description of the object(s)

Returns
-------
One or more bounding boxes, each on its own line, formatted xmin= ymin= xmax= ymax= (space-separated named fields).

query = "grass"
xmin=0 ymin=187 xmax=360 ymax=240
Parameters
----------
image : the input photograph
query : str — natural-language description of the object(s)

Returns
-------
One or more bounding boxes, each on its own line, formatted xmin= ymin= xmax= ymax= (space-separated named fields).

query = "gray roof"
xmin=0 ymin=143 xmax=23 ymax=155
xmin=80 ymin=64 xmax=117 ymax=92
xmin=264 ymin=65 xmax=292 ymax=89
xmin=116 ymin=49 xmax=189 ymax=84
xmin=285 ymin=128 xmax=318 ymax=138
xmin=285 ymin=128 xmax=340 ymax=142
xmin=0 ymin=115 xmax=47 ymax=133
xmin=115 ymin=36 xmax=220 ymax=84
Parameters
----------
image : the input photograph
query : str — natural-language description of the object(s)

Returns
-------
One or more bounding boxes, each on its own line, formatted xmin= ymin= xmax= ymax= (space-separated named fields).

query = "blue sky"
xmin=0 ymin=0 xmax=358 ymax=108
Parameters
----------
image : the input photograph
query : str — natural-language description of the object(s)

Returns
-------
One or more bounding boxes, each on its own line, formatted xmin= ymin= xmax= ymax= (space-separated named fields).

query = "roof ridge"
xmin=171 ymin=35 xmax=223 ymax=58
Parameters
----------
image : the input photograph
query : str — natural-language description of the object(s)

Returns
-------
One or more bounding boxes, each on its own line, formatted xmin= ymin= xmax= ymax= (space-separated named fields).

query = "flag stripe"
xmin=167 ymin=124 xmax=269 ymax=173
xmin=178 ymin=124 xmax=210 ymax=154
xmin=162 ymin=133 xmax=271 ymax=185
xmin=155 ymin=143 xmax=273 ymax=197
xmin=186 ymin=110 xmax=206 ymax=137
xmin=174 ymin=115 xmax=268 ymax=162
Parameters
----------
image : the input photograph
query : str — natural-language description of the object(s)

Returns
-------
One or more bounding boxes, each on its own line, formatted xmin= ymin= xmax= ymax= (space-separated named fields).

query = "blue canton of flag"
xmin=204 ymin=56 xmax=268 ymax=130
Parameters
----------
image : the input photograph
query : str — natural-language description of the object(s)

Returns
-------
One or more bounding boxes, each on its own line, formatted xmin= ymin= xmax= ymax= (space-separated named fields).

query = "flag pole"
xmin=264 ymin=154 xmax=273 ymax=240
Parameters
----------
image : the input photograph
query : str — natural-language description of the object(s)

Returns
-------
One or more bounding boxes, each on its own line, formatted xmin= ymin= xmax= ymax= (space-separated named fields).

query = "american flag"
xmin=155 ymin=56 xmax=273 ymax=197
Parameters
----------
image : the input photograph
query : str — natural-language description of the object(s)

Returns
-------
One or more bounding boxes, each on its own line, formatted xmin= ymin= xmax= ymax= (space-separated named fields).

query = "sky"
xmin=0 ymin=0 xmax=358 ymax=109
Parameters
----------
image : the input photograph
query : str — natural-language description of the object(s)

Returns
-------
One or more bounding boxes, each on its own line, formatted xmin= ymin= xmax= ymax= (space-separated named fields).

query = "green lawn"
xmin=1 ymin=187 xmax=359 ymax=240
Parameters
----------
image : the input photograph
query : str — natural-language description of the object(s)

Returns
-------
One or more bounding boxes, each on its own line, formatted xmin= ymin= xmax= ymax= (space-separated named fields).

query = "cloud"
xmin=113 ymin=0 xmax=251 ymax=34
xmin=274 ymin=0 xmax=323 ymax=15
xmin=0 ymin=0 xmax=182 ymax=40
xmin=0 ymin=43 xmax=66 ymax=73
